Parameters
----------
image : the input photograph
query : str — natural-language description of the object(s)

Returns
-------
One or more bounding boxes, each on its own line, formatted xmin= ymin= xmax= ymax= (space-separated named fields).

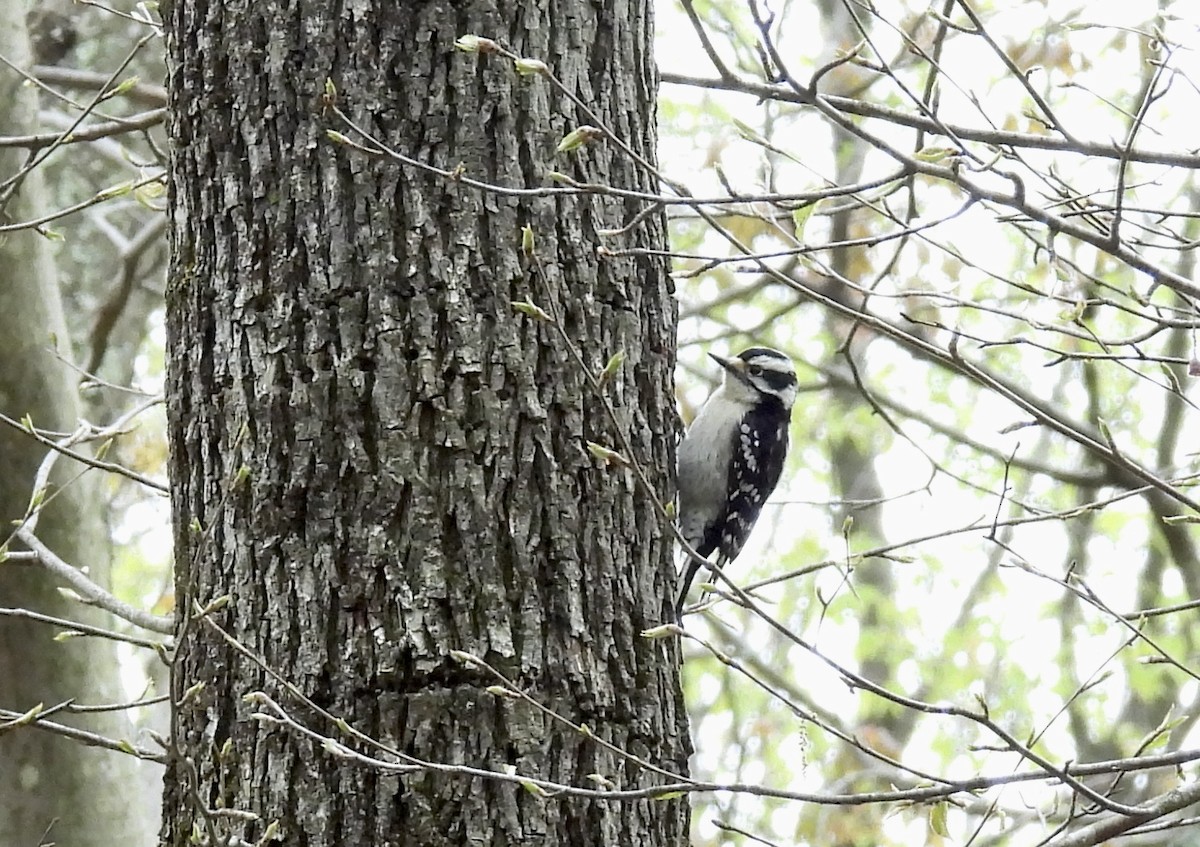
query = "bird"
xmin=675 ymin=346 xmax=797 ymax=616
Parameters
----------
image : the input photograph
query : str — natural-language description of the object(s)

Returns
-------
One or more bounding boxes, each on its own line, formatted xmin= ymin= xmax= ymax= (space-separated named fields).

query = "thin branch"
xmin=1049 ymin=779 xmax=1200 ymax=847
xmin=13 ymin=528 xmax=174 ymax=634
xmin=0 ymin=606 xmax=170 ymax=649
xmin=660 ymin=72 xmax=1200 ymax=170
xmin=32 ymin=65 xmax=167 ymax=107
xmin=0 ymin=706 xmax=166 ymax=763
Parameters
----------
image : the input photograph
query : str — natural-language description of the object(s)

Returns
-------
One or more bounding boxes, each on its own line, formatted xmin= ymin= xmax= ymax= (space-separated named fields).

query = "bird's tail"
xmin=674 ymin=553 xmax=715 ymax=620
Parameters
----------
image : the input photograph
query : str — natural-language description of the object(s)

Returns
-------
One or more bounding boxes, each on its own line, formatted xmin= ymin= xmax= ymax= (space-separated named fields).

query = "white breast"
xmin=677 ymin=384 xmax=750 ymax=548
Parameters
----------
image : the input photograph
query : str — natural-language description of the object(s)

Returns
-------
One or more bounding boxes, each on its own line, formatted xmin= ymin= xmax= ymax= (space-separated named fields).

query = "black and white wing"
xmin=676 ymin=404 xmax=789 ymax=613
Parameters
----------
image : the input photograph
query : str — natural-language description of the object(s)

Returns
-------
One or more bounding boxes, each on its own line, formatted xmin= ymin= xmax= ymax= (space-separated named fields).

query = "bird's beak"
xmin=709 ymin=352 xmax=744 ymax=375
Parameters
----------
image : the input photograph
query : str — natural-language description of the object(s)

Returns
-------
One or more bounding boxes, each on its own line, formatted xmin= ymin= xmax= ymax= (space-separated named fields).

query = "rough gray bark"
xmin=0 ymin=1 xmax=158 ymax=843
xmin=162 ymin=1 xmax=687 ymax=845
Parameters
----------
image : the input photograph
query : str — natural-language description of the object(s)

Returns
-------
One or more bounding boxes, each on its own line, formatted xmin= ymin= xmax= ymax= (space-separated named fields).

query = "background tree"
xmin=0 ymin=0 xmax=161 ymax=843
xmin=159 ymin=0 xmax=687 ymax=845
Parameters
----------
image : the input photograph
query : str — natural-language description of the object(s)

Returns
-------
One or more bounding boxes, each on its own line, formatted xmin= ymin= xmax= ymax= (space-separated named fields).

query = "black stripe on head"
xmin=737 ymin=347 xmax=788 ymax=363
xmin=758 ymin=369 xmax=796 ymax=392
xmin=735 ymin=347 xmax=797 ymax=397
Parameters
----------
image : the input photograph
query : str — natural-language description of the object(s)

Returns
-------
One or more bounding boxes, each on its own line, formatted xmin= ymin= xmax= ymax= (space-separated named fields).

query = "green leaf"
xmin=598 ymin=349 xmax=624 ymax=387
xmin=792 ymin=202 xmax=819 ymax=242
xmin=586 ymin=441 xmax=628 ymax=467
xmin=233 ymin=465 xmax=252 ymax=489
xmin=8 ymin=703 xmax=43 ymax=726
xmin=110 ymin=76 xmax=142 ymax=96
xmin=1135 ymin=705 xmax=1186 ymax=753
xmin=640 ymin=624 xmax=678 ymax=639
xmin=520 ymin=778 xmax=549 ymax=797
xmin=1056 ymin=299 xmax=1086 ymax=323
xmin=135 ymin=180 xmax=166 ymax=209
xmin=256 ymin=820 xmax=281 ymax=846
xmin=511 ymin=299 xmax=553 ymax=322
xmin=199 ymin=594 xmax=231 ymax=615
xmin=929 ymin=801 xmax=950 ymax=837
xmin=455 ymin=35 xmax=499 ymax=54
xmin=97 ymin=181 xmax=134 ymax=201
xmin=586 ymin=773 xmax=615 ymax=789
xmin=556 ymin=125 xmax=603 ymax=154
xmin=514 ymin=57 xmax=548 ymax=76
xmin=322 ymin=737 xmax=350 ymax=757
xmin=731 ymin=117 xmax=768 ymax=145
xmin=914 ymin=146 xmax=957 ymax=162
xmin=179 ymin=681 xmax=205 ymax=705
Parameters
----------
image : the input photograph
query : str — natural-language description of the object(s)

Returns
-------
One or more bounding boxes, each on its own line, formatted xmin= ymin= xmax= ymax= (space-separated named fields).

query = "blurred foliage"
xmin=665 ymin=0 xmax=1200 ymax=844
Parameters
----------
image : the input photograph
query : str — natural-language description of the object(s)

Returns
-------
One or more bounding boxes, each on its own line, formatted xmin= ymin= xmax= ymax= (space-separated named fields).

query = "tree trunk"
xmin=0 ymin=1 xmax=158 ymax=843
xmin=162 ymin=1 xmax=687 ymax=845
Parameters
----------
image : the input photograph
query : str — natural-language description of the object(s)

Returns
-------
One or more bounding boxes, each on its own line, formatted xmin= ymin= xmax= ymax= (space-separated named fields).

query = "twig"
xmin=13 ymin=528 xmax=174 ymax=634
xmin=0 ymin=706 xmax=166 ymax=763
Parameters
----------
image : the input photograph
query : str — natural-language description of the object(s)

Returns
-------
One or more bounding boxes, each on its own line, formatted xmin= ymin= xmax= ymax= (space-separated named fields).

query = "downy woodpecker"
xmin=676 ymin=347 xmax=797 ymax=615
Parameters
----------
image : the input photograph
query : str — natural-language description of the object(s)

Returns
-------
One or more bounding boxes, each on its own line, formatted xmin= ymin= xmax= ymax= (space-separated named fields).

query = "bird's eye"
xmin=748 ymin=364 xmax=763 ymax=375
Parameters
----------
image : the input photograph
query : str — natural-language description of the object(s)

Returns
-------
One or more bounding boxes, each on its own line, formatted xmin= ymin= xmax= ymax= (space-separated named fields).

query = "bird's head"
xmin=710 ymin=347 xmax=798 ymax=411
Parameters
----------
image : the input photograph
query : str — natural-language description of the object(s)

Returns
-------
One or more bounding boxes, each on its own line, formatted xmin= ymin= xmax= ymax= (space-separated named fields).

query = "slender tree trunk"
xmin=162 ymin=1 xmax=687 ymax=844
xmin=0 ymin=1 xmax=158 ymax=843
